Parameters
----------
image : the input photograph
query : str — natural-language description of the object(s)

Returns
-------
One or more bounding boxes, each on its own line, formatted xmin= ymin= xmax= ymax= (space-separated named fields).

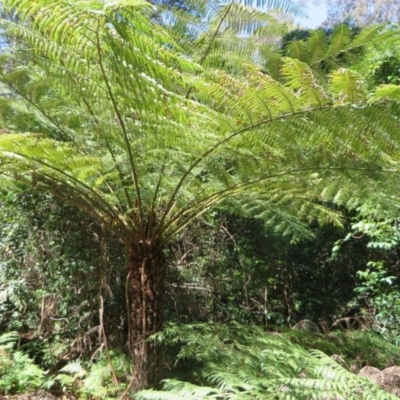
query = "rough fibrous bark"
xmin=128 ymin=242 xmax=166 ymax=392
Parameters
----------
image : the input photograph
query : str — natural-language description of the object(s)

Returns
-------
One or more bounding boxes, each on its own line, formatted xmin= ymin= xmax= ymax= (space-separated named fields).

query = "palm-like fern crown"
xmin=0 ymin=0 xmax=400 ymax=244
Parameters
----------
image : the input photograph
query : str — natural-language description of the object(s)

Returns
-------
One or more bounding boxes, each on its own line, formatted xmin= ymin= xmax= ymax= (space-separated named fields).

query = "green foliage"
xmin=335 ymin=330 xmax=400 ymax=370
xmin=1 ymin=0 xmax=400 ymax=246
xmin=283 ymin=328 xmax=343 ymax=357
xmin=52 ymin=360 xmax=87 ymax=393
xmin=270 ymin=24 xmax=400 ymax=83
xmin=0 ymin=189 xmax=127 ymax=367
xmin=354 ymin=260 xmax=400 ymax=343
xmin=2 ymin=0 xmax=400 ymax=394
xmin=0 ymin=328 xmax=130 ymax=398
xmin=47 ymin=351 xmax=131 ymax=399
xmin=138 ymin=323 xmax=397 ymax=399
xmin=0 ymin=331 xmax=45 ymax=394
xmin=164 ymin=0 xmax=303 ymax=73
xmin=285 ymin=328 xmax=400 ymax=371
xmin=332 ymin=213 xmax=400 ymax=344
xmin=168 ymin=214 xmax=372 ymax=326
xmin=364 ymin=49 xmax=400 ymax=86
xmin=349 ymin=25 xmax=400 ymax=88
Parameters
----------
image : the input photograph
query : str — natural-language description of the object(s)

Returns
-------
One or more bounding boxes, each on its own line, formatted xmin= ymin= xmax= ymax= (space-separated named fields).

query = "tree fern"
xmin=1 ymin=0 xmax=400 ymax=391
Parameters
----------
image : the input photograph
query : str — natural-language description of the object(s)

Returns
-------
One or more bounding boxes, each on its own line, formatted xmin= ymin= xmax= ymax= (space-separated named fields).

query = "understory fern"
xmin=44 ymin=351 xmax=131 ymax=399
xmin=79 ymin=351 xmax=131 ymax=399
xmin=138 ymin=323 xmax=398 ymax=400
xmin=0 ymin=331 xmax=44 ymax=394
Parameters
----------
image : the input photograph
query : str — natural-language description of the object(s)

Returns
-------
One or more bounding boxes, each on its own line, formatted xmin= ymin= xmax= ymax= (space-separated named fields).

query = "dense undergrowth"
xmin=0 ymin=330 xmax=131 ymax=398
xmin=1 ymin=193 xmax=400 ymax=398
xmin=139 ymin=323 xmax=400 ymax=400
xmin=1 ymin=323 xmax=400 ymax=398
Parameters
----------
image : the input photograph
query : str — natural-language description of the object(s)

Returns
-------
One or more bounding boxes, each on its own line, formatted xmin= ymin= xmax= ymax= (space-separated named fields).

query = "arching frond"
xmin=308 ymin=29 xmax=329 ymax=65
xmin=163 ymin=0 xmax=303 ymax=74
xmin=138 ymin=323 xmax=398 ymax=400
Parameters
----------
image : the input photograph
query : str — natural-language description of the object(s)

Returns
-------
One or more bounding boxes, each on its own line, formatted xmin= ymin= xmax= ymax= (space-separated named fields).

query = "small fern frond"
xmin=330 ymin=68 xmax=368 ymax=104
xmin=0 ymin=331 xmax=19 ymax=348
xmin=59 ymin=360 xmax=87 ymax=378
xmin=369 ymin=83 xmax=400 ymax=102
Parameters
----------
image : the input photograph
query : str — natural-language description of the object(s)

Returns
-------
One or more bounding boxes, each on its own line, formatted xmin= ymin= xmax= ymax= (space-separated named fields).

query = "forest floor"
xmin=0 ymin=392 xmax=76 ymax=399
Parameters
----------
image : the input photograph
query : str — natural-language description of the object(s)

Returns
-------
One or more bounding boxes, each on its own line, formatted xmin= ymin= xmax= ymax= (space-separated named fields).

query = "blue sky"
xmin=296 ymin=1 xmax=328 ymax=28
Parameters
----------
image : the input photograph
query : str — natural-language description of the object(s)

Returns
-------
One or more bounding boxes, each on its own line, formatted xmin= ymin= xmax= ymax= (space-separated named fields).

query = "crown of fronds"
xmin=138 ymin=323 xmax=398 ymax=400
xmin=0 ymin=0 xmax=400 ymax=242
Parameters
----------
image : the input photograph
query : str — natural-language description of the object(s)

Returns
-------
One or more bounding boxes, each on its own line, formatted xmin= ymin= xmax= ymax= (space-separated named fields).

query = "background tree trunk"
xmin=128 ymin=242 xmax=166 ymax=392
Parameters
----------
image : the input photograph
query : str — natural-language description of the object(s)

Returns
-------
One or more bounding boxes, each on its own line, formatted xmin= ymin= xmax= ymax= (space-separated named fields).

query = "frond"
xmin=164 ymin=0 xmax=303 ymax=72
xmin=308 ymin=30 xmax=329 ymax=65
xmin=59 ymin=361 xmax=87 ymax=378
xmin=329 ymin=68 xmax=367 ymax=103
xmin=0 ymin=331 xmax=19 ymax=350
xmin=285 ymin=39 xmax=309 ymax=62
xmin=220 ymin=3 xmax=287 ymax=36
xmin=281 ymin=57 xmax=329 ymax=108
xmin=144 ymin=323 xmax=398 ymax=400
xmin=369 ymin=83 xmax=400 ymax=102
xmin=326 ymin=24 xmax=351 ymax=57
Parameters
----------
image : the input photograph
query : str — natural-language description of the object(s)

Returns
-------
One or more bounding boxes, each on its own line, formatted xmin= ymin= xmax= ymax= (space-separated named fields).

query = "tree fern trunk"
xmin=128 ymin=242 xmax=165 ymax=392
